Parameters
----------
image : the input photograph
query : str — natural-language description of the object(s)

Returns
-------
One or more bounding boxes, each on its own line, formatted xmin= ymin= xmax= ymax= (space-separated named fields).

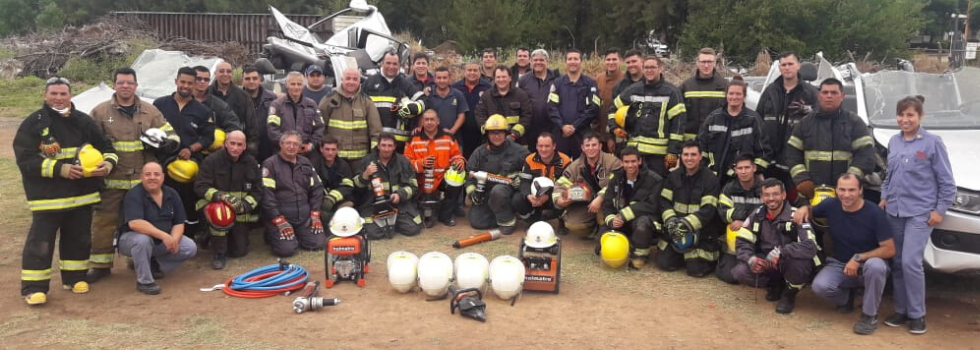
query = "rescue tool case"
xmin=519 ymin=238 xmax=561 ymax=294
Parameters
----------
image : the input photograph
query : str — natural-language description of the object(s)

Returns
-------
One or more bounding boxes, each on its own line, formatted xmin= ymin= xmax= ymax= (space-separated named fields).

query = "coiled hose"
xmin=222 ymin=262 xmax=309 ymax=298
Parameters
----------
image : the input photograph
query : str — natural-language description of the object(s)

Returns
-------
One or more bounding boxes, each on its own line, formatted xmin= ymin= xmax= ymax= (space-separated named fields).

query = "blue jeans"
xmin=812 ymin=257 xmax=889 ymax=316
xmin=888 ymin=213 xmax=932 ymax=318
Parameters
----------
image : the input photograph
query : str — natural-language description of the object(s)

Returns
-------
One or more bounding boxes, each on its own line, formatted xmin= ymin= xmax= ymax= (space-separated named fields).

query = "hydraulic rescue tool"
xmin=420 ymin=160 xmax=439 ymax=228
xmin=292 ymin=281 xmax=341 ymax=314
xmin=469 ymin=171 xmax=513 ymax=206
xmin=452 ymin=229 xmax=503 ymax=248
xmin=449 ymin=285 xmax=488 ymax=322
xmin=370 ymin=161 xmax=398 ymax=238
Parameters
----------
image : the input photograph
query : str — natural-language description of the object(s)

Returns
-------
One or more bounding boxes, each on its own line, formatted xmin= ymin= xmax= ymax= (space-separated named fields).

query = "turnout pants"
xmin=469 ymin=185 xmax=517 ymax=230
xmin=165 ymin=178 xmax=200 ymax=237
xmin=118 ymin=232 xmax=197 ymax=284
xmin=210 ymin=224 xmax=252 ymax=258
xmin=730 ymin=254 xmax=814 ymax=288
xmin=715 ymin=253 xmax=739 ymax=284
xmin=604 ymin=216 xmax=657 ymax=256
xmin=563 ymin=203 xmax=603 ymax=238
xmin=641 ymin=154 xmax=668 ymax=178
xmin=264 ymin=219 xmax=325 ymax=257
xmin=21 ymin=207 xmax=93 ymax=296
xmin=888 ymin=213 xmax=932 ymax=319
xmin=90 ymin=189 xmax=126 ymax=269
xmin=512 ymin=194 xmax=561 ymax=222
xmin=363 ymin=212 xmax=422 ymax=239
xmin=812 ymin=257 xmax=889 ymax=316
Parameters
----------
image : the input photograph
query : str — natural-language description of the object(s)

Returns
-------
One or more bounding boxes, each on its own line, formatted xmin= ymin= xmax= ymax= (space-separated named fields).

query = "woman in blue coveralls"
xmin=878 ymin=95 xmax=956 ymax=335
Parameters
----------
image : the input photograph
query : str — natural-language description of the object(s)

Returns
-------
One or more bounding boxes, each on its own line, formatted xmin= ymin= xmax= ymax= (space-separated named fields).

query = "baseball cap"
xmin=305 ymin=65 xmax=324 ymax=75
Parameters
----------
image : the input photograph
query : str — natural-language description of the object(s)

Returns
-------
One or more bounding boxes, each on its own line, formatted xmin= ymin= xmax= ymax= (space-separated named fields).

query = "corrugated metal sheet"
xmin=109 ymin=11 xmax=334 ymax=54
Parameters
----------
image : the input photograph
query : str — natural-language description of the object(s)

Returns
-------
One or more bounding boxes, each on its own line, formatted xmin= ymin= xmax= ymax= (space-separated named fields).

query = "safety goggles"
xmin=46 ymin=77 xmax=71 ymax=87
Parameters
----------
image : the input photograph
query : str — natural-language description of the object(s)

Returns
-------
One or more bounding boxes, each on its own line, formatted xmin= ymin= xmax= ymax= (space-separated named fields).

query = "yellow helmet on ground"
xmin=613 ymin=106 xmax=629 ymax=128
xmin=75 ymin=143 xmax=104 ymax=177
xmin=167 ymin=159 xmax=199 ymax=183
xmin=206 ymin=128 xmax=226 ymax=153
xmin=485 ymin=114 xmax=509 ymax=132
xmin=599 ymin=231 xmax=630 ymax=269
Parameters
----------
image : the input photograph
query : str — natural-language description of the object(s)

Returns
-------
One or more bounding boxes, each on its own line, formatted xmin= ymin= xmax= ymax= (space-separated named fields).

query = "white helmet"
xmin=387 ymin=251 xmax=419 ymax=293
xmin=488 ymin=255 xmax=525 ymax=300
xmin=329 ymin=207 xmax=364 ymax=237
xmin=530 ymin=177 xmax=555 ymax=197
xmin=140 ymin=128 xmax=168 ymax=148
xmin=454 ymin=253 xmax=489 ymax=291
xmin=524 ymin=221 xmax=558 ymax=249
xmin=417 ymin=252 xmax=454 ymax=298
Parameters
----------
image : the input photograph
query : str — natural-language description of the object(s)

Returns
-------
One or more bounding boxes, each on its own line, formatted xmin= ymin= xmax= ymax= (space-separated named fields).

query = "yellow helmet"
xmin=444 ymin=166 xmax=466 ymax=187
xmin=599 ymin=231 xmax=630 ymax=269
xmin=725 ymin=226 xmax=739 ymax=254
xmin=75 ymin=143 xmax=104 ymax=177
xmin=811 ymin=185 xmax=836 ymax=227
xmin=485 ymin=114 xmax=509 ymax=132
xmin=205 ymin=128 xmax=226 ymax=154
xmin=166 ymin=159 xmax=199 ymax=183
xmin=613 ymin=106 xmax=629 ymax=128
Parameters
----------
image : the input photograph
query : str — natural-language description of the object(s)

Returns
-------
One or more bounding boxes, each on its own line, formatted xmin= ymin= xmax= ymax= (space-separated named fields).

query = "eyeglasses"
xmin=195 ymin=77 xmax=211 ymax=82
xmin=46 ymin=77 xmax=71 ymax=86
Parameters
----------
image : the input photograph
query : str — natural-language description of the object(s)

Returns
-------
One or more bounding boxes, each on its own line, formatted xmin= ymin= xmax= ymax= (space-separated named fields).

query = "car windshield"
xmin=864 ymin=66 xmax=980 ymax=129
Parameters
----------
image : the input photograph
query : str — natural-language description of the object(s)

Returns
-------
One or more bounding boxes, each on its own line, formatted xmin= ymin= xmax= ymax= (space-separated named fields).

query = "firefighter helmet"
xmin=454 ymin=252 xmax=489 ymax=291
xmin=417 ymin=252 xmax=454 ymax=298
xmin=599 ymin=231 xmax=630 ymax=269
xmin=75 ymin=143 xmax=104 ymax=177
xmin=725 ymin=225 xmax=739 ymax=254
xmin=667 ymin=217 xmax=698 ymax=253
xmin=444 ymin=166 xmax=466 ymax=187
xmin=613 ymin=105 xmax=629 ymax=128
xmin=530 ymin=177 xmax=555 ymax=197
xmin=524 ymin=221 xmax=558 ymax=249
xmin=810 ymin=185 xmax=836 ymax=228
xmin=386 ymin=251 xmax=419 ymax=293
xmin=329 ymin=207 xmax=364 ymax=237
xmin=166 ymin=158 xmax=198 ymax=183
xmin=203 ymin=201 xmax=236 ymax=231
xmin=204 ymin=128 xmax=226 ymax=154
xmin=484 ymin=114 xmax=509 ymax=132
xmin=488 ymin=255 xmax=524 ymax=300
xmin=140 ymin=128 xmax=168 ymax=148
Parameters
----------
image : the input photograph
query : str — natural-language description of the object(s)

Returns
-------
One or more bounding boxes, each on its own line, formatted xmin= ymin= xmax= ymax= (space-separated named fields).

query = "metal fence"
xmin=109 ymin=11 xmax=333 ymax=54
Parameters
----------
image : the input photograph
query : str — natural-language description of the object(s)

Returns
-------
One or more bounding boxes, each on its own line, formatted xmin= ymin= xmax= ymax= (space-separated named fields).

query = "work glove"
xmin=272 ymin=215 xmax=295 ymax=241
xmin=749 ymin=256 xmax=768 ymax=274
xmin=664 ymin=153 xmax=679 ymax=170
xmin=398 ymin=101 xmax=423 ymax=118
xmin=40 ymin=139 xmax=61 ymax=158
xmin=159 ymin=139 xmax=179 ymax=156
xmin=321 ymin=195 xmax=336 ymax=212
xmin=212 ymin=191 xmax=228 ymax=202
xmin=423 ymin=156 xmax=435 ymax=169
xmin=226 ymin=195 xmax=248 ymax=214
xmin=451 ymin=158 xmax=465 ymax=169
xmin=310 ymin=211 xmax=324 ymax=235
xmin=766 ymin=246 xmax=781 ymax=267
xmin=613 ymin=128 xmax=628 ymax=139
xmin=796 ymin=180 xmax=816 ymax=201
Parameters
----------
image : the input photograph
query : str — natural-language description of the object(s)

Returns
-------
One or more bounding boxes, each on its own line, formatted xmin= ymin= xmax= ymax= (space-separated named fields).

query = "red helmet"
xmin=204 ymin=201 xmax=236 ymax=231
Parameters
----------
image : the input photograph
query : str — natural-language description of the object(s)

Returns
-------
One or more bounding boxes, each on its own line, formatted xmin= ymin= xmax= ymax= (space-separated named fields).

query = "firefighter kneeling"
xmin=731 ymin=178 xmax=817 ymax=314
xmin=195 ymin=130 xmax=262 ymax=269
xmin=354 ymin=133 xmax=421 ymax=239
xmin=599 ymin=147 xmax=663 ymax=268
xmin=404 ymin=110 xmax=466 ymax=227
xmin=465 ymin=115 xmax=530 ymax=234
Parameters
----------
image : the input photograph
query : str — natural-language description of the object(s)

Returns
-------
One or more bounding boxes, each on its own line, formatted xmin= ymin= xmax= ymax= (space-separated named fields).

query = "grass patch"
xmin=0 ymin=47 xmax=15 ymax=59
xmin=0 ymin=76 xmax=45 ymax=118
xmin=0 ymin=158 xmax=30 ymax=266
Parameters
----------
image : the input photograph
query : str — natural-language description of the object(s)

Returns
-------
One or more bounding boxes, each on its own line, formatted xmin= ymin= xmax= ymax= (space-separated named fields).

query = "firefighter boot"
xmin=776 ymin=285 xmax=801 ymax=314
xmin=211 ymin=235 xmax=228 ymax=270
xmin=766 ymin=279 xmax=785 ymax=302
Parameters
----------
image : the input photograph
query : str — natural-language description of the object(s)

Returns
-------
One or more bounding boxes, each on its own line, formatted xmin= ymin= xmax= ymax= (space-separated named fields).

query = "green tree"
xmin=0 ymin=0 xmax=39 ymax=37
xmin=444 ymin=0 xmax=531 ymax=52
xmin=35 ymin=0 xmax=66 ymax=32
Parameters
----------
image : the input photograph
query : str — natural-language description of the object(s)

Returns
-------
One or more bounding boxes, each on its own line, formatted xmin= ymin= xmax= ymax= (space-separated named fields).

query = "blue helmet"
xmin=666 ymin=217 xmax=698 ymax=253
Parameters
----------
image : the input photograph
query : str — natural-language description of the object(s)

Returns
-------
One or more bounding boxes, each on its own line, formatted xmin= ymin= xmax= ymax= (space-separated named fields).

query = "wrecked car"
xmin=253 ymin=0 xmax=411 ymax=86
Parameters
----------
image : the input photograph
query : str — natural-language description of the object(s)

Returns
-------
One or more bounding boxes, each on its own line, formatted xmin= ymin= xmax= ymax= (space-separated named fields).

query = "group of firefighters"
xmin=15 ymin=46 xmax=953 ymax=336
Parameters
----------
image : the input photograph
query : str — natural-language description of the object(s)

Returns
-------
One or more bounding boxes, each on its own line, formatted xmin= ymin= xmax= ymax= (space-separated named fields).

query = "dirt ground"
xmin=0 ymin=120 xmax=978 ymax=350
